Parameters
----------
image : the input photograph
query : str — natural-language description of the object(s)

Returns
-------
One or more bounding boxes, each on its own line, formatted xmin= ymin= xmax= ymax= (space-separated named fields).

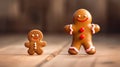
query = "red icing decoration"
xmin=79 ymin=34 xmax=85 ymax=39
xmin=79 ymin=27 xmax=85 ymax=32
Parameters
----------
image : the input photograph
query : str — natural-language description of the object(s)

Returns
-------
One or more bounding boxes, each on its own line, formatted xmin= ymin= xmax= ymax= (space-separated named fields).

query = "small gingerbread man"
xmin=24 ymin=29 xmax=46 ymax=55
xmin=64 ymin=9 xmax=100 ymax=55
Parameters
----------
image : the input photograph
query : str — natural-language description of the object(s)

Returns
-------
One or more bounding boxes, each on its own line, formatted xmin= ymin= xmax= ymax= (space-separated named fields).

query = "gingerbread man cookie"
xmin=64 ymin=9 xmax=100 ymax=55
xmin=24 ymin=29 xmax=46 ymax=55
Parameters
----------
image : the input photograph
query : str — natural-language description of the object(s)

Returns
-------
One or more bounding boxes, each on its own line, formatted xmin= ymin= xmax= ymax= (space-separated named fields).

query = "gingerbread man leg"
xmin=28 ymin=48 xmax=35 ymax=55
xmin=35 ymin=48 xmax=43 ymax=55
xmin=83 ymin=42 xmax=96 ymax=55
xmin=68 ymin=41 xmax=81 ymax=55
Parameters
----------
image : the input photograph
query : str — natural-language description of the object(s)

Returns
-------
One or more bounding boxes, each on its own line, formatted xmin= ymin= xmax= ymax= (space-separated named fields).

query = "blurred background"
xmin=0 ymin=0 xmax=120 ymax=34
xmin=0 ymin=1 xmax=120 ymax=66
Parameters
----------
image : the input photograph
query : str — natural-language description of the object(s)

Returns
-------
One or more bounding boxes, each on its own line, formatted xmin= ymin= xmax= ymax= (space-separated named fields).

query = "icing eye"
xmin=32 ymin=34 xmax=35 ymax=37
xmin=36 ymin=34 xmax=39 ymax=37
xmin=78 ymin=15 xmax=81 ymax=18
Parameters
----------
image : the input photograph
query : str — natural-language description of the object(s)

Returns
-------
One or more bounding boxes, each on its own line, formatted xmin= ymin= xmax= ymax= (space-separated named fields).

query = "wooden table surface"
xmin=0 ymin=34 xmax=120 ymax=67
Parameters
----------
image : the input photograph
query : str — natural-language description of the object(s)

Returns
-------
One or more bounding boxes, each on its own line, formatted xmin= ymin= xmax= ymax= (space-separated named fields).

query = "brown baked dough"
xmin=24 ymin=29 xmax=46 ymax=55
xmin=64 ymin=9 xmax=100 ymax=55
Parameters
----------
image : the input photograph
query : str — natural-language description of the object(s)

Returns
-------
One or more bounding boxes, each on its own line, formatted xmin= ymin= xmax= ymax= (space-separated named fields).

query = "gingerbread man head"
xmin=28 ymin=29 xmax=43 ymax=42
xmin=73 ymin=9 xmax=92 ymax=24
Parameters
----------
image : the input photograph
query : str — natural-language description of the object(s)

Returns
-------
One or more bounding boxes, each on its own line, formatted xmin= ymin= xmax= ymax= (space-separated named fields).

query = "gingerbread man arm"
xmin=91 ymin=24 xmax=100 ymax=34
xmin=40 ymin=41 xmax=47 ymax=47
xmin=24 ymin=42 xmax=30 ymax=48
xmin=64 ymin=24 xmax=74 ymax=35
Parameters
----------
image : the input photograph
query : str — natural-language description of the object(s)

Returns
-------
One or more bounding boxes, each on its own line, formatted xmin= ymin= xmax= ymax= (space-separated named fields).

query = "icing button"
xmin=79 ymin=34 xmax=85 ymax=39
xmin=79 ymin=27 xmax=85 ymax=32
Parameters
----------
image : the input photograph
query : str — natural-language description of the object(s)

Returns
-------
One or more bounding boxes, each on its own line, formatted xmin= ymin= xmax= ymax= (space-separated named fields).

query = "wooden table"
xmin=0 ymin=34 xmax=120 ymax=67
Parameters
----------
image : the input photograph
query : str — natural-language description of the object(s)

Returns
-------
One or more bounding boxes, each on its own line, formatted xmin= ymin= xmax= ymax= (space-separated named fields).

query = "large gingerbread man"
xmin=24 ymin=29 xmax=46 ymax=55
xmin=64 ymin=9 xmax=100 ymax=55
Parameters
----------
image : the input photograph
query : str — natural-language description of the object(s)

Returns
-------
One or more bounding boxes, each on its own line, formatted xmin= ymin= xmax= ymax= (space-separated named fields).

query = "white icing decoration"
xmin=91 ymin=24 xmax=95 ymax=34
xmin=32 ymin=34 xmax=35 ymax=37
xmin=86 ymin=45 xmax=95 ymax=52
xmin=69 ymin=24 xmax=73 ymax=35
xmin=36 ymin=34 xmax=39 ymax=37
xmin=34 ymin=42 xmax=37 ymax=49
xmin=69 ymin=47 xmax=79 ymax=53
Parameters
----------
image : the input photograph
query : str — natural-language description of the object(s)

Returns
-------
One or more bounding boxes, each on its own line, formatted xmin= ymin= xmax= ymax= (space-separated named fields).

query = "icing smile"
xmin=77 ymin=17 xmax=88 ymax=22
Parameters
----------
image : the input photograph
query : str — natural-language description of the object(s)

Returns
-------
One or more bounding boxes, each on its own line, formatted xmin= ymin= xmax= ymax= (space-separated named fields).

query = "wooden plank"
xmin=0 ymin=34 xmax=69 ymax=67
xmin=94 ymin=42 xmax=120 ymax=67
xmin=95 ymin=56 xmax=120 ymax=67
xmin=40 ymin=45 xmax=96 ymax=67
xmin=0 ymin=34 xmax=26 ymax=48
xmin=0 ymin=34 xmax=120 ymax=67
xmin=40 ymin=35 xmax=120 ymax=67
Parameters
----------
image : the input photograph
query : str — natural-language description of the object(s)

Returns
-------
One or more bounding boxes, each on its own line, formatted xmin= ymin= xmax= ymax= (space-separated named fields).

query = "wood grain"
xmin=0 ymin=34 xmax=120 ymax=67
